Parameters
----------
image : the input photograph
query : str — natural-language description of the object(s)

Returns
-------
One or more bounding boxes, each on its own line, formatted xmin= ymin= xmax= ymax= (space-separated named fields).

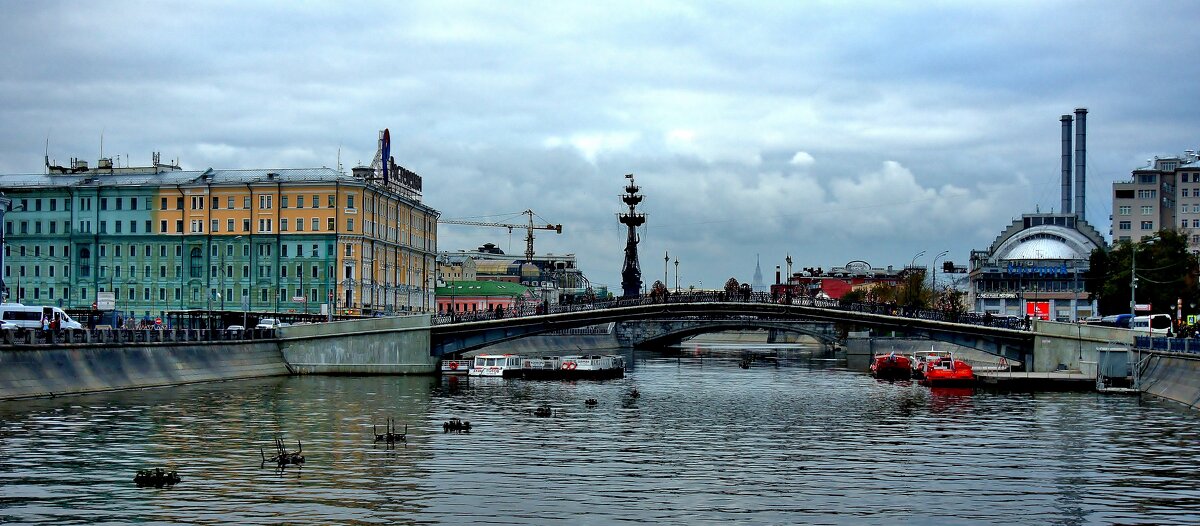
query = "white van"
xmin=0 ymin=303 xmax=83 ymax=330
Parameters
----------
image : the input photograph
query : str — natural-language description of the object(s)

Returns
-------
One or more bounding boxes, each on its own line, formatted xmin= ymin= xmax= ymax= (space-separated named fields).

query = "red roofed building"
xmin=769 ymin=260 xmax=918 ymax=301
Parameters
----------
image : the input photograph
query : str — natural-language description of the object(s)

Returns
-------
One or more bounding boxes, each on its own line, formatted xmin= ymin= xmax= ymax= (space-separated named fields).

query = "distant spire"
xmin=752 ymin=254 xmax=765 ymax=292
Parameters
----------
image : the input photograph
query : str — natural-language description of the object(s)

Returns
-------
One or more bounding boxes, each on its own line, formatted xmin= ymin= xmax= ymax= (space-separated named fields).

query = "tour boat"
xmin=918 ymin=353 xmax=976 ymax=387
xmin=468 ymin=354 xmax=524 ymax=377
xmin=870 ymin=351 xmax=913 ymax=380
xmin=522 ymin=354 xmax=626 ymax=380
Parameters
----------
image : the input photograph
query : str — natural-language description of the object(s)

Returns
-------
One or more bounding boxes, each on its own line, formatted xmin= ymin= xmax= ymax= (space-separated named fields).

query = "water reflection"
xmin=1 ymin=347 xmax=1199 ymax=525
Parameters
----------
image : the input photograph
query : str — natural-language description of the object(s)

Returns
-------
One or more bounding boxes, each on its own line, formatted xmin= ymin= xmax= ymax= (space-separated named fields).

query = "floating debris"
xmin=584 ymin=398 xmax=598 ymax=406
xmin=133 ymin=468 xmax=180 ymax=487
xmin=739 ymin=357 xmax=752 ymax=369
xmin=374 ymin=418 xmax=407 ymax=444
xmin=443 ymin=418 xmax=472 ymax=433
xmin=261 ymin=436 xmax=305 ymax=468
xmin=629 ymin=389 xmax=640 ymax=398
xmin=534 ymin=404 xmax=554 ymax=417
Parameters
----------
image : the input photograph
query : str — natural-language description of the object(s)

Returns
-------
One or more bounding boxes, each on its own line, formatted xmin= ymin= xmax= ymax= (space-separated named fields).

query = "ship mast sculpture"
xmin=619 ymin=173 xmax=646 ymax=298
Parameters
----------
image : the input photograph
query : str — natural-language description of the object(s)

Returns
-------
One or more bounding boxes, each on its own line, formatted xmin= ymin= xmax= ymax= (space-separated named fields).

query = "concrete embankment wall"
xmin=1031 ymin=320 xmax=1132 ymax=373
xmin=279 ymin=315 xmax=435 ymax=374
xmin=1139 ymin=352 xmax=1200 ymax=410
xmin=0 ymin=341 xmax=289 ymax=401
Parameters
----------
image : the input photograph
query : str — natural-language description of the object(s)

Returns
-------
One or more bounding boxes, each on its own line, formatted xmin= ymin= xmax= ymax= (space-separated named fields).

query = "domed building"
xmin=968 ymin=213 xmax=1106 ymax=320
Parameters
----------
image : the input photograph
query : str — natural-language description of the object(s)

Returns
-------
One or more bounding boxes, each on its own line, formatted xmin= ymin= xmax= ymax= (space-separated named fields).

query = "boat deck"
xmin=975 ymin=371 xmax=1097 ymax=391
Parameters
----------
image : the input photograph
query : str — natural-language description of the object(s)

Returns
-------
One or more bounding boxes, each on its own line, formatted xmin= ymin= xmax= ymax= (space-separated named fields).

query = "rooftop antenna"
xmin=100 ymin=129 xmax=104 ymax=159
xmin=337 ymin=144 xmax=342 ymax=173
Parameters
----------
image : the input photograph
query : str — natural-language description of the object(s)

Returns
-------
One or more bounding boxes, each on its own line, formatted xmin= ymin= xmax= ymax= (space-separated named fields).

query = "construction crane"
xmin=438 ymin=209 xmax=562 ymax=264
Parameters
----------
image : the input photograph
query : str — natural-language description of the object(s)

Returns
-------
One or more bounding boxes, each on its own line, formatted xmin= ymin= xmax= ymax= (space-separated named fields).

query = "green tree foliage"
xmin=724 ymin=278 xmax=740 ymax=294
xmin=1086 ymin=230 xmax=1200 ymax=317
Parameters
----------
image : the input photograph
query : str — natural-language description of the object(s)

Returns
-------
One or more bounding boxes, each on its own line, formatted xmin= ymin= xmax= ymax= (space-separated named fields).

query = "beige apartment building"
xmin=1111 ymin=153 xmax=1200 ymax=248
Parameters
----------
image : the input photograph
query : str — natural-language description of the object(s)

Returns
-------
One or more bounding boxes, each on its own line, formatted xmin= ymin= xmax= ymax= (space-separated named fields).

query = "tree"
xmin=1086 ymin=230 xmax=1200 ymax=317
xmin=724 ymin=278 xmax=740 ymax=294
xmin=897 ymin=270 xmax=931 ymax=309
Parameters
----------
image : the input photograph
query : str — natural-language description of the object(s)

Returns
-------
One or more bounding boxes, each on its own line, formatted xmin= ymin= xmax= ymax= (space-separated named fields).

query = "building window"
xmin=244 ymin=196 xmax=251 ymax=209
xmin=1141 ymin=205 xmax=1153 ymax=215
xmin=1118 ymin=206 xmax=1131 ymax=215
xmin=327 ymin=218 xmax=335 ymax=231
xmin=347 ymin=195 xmax=355 ymax=209
xmin=313 ymin=218 xmax=320 ymax=231
xmin=176 ymin=220 xmax=184 ymax=233
xmin=1118 ymin=221 xmax=1131 ymax=230
xmin=211 ymin=219 xmax=219 ymax=232
xmin=281 ymin=196 xmax=289 ymax=208
xmin=1137 ymin=189 xmax=1157 ymax=199
xmin=346 ymin=218 xmax=354 ymax=232
xmin=243 ymin=219 xmax=251 ymax=232
xmin=1184 ymin=189 xmax=1191 ymax=198
xmin=1141 ymin=221 xmax=1154 ymax=230
xmin=281 ymin=218 xmax=289 ymax=232
xmin=296 ymin=219 xmax=304 ymax=232
xmin=312 ymin=195 xmax=320 ymax=208
xmin=1193 ymin=220 xmax=1200 ymax=228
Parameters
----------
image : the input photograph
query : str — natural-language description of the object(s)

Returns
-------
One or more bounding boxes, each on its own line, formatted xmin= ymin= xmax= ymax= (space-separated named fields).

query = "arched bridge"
xmin=430 ymin=297 xmax=1034 ymax=361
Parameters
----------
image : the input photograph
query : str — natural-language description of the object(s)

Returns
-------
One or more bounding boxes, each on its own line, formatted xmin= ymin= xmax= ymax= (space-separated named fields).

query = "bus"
xmin=1132 ymin=314 xmax=1172 ymax=335
xmin=1096 ymin=314 xmax=1132 ymax=329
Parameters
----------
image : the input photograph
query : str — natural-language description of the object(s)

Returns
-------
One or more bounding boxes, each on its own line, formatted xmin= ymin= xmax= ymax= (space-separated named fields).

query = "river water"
xmin=1 ymin=345 xmax=1199 ymax=525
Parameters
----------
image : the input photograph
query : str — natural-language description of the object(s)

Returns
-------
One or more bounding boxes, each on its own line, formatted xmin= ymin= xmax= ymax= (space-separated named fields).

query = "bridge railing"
xmin=1134 ymin=336 xmax=1200 ymax=354
xmin=430 ymin=290 xmax=1032 ymax=332
xmin=0 ymin=327 xmax=278 ymax=346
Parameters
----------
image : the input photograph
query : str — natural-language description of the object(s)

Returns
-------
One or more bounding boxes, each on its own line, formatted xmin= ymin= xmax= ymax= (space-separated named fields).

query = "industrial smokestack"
xmin=1060 ymin=114 xmax=1073 ymax=215
xmin=775 ymin=266 xmax=781 ymax=285
xmin=1074 ymin=108 xmax=1087 ymax=221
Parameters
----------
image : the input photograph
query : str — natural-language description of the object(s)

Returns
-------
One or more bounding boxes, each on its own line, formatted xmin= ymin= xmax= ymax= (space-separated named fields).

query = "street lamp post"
xmin=910 ymin=250 xmax=926 ymax=269
xmin=664 ymin=250 xmax=669 ymax=288
xmin=932 ymin=250 xmax=949 ymax=297
xmin=674 ymin=258 xmax=679 ymax=293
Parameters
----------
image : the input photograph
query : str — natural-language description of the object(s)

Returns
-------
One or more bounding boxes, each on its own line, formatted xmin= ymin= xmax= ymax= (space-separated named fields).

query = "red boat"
xmin=918 ymin=354 xmax=976 ymax=387
xmin=870 ymin=352 xmax=913 ymax=380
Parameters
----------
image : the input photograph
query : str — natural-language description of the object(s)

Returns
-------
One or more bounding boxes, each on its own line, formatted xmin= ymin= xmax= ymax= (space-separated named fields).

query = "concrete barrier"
xmin=1031 ymin=320 xmax=1133 ymax=372
xmin=279 ymin=315 xmax=436 ymax=374
xmin=1139 ymin=351 xmax=1200 ymax=409
xmin=0 ymin=341 xmax=290 ymax=400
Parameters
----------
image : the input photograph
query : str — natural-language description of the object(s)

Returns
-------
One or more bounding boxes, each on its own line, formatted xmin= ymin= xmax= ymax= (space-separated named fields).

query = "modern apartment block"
xmin=0 ymin=139 xmax=438 ymax=322
xmin=1111 ymin=152 xmax=1200 ymax=248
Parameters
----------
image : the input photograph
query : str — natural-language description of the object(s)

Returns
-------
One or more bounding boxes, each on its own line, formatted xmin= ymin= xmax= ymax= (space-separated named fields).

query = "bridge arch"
xmin=626 ymin=319 xmax=839 ymax=350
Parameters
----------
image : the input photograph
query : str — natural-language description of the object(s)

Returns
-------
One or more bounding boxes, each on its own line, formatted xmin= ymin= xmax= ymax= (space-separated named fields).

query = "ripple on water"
xmin=1 ymin=356 xmax=1199 ymax=524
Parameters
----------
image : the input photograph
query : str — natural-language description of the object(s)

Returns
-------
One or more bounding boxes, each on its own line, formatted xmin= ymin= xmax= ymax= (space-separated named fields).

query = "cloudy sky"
xmin=2 ymin=1 xmax=1199 ymax=291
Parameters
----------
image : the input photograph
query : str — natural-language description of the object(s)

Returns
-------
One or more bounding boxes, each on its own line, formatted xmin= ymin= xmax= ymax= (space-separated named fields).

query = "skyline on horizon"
xmin=2 ymin=1 xmax=1199 ymax=289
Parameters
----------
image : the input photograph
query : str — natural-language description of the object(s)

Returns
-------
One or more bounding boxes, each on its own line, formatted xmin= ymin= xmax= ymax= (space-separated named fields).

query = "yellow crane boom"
xmin=438 ymin=209 xmax=562 ymax=263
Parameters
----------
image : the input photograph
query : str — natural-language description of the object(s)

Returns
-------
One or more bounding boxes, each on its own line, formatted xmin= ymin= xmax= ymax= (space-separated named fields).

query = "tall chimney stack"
xmin=775 ymin=266 xmax=781 ymax=285
xmin=1060 ymin=114 xmax=1073 ymax=215
xmin=1074 ymin=108 xmax=1087 ymax=221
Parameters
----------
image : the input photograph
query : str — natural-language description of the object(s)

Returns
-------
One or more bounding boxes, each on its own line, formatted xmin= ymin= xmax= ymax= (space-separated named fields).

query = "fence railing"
xmin=431 ymin=291 xmax=1031 ymax=332
xmin=1134 ymin=336 xmax=1200 ymax=354
xmin=0 ymin=327 xmax=277 ymax=346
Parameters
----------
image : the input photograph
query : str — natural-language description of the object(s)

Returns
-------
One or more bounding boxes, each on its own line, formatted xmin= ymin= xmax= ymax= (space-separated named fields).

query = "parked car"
xmin=255 ymin=318 xmax=280 ymax=330
xmin=225 ymin=325 xmax=245 ymax=333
